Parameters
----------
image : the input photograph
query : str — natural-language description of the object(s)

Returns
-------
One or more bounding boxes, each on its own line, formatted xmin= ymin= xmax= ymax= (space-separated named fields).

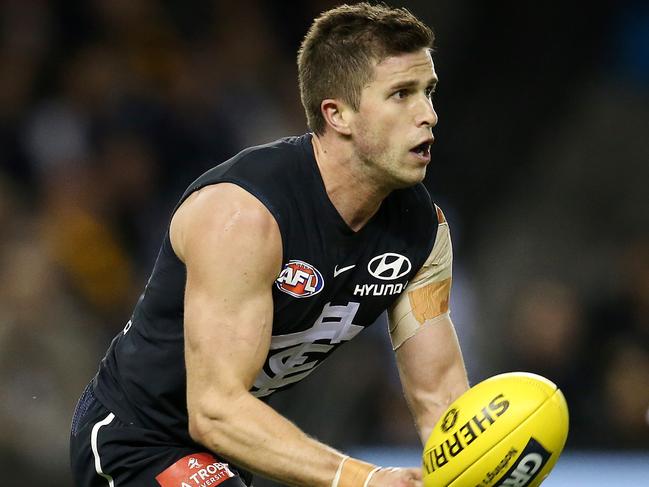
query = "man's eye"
xmin=393 ymin=90 xmax=408 ymax=99
xmin=425 ymin=87 xmax=436 ymax=98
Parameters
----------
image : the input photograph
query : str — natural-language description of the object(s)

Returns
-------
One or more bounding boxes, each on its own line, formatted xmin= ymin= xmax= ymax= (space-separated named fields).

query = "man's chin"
xmin=394 ymin=166 xmax=427 ymax=188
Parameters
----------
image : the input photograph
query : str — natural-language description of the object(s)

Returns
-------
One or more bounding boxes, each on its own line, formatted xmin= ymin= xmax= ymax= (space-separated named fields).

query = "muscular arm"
xmin=171 ymin=183 xmax=419 ymax=487
xmin=171 ymin=183 xmax=341 ymax=486
xmin=389 ymin=206 xmax=469 ymax=444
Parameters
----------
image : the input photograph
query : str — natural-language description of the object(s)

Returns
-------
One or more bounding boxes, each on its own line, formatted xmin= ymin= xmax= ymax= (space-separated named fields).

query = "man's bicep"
xmin=174 ymin=184 xmax=283 ymax=393
xmin=183 ymin=275 xmax=275 ymax=391
xmin=388 ymin=204 xmax=452 ymax=349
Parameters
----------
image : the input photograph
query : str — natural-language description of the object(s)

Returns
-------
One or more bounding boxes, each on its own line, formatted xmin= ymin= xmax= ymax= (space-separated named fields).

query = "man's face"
xmin=349 ymin=48 xmax=438 ymax=188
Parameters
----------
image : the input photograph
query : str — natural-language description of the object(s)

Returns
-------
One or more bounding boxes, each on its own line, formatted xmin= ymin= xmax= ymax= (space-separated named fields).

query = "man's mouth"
xmin=410 ymin=139 xmax=433 ymax=158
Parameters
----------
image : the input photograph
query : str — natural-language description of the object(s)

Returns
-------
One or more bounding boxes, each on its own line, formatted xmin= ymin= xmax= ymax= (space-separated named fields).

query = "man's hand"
xmin=368 ymin=467 xmax=422 ymax=487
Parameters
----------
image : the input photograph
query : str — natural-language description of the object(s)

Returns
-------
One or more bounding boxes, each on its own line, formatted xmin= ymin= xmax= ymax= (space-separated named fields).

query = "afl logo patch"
xmin=276 ymin=260 xmax=324 ymax=298
xmin=368 ymin=253 xmax=412 ymax=280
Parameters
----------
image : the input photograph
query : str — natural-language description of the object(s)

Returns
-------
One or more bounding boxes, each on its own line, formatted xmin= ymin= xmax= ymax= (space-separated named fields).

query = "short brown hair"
xmin=298 ymin=3 xmax=434 ymax=134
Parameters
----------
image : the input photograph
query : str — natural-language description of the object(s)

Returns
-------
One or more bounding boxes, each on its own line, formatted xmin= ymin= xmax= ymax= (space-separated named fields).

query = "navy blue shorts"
xmin=70 ymin=384 xmax=252 ymax=487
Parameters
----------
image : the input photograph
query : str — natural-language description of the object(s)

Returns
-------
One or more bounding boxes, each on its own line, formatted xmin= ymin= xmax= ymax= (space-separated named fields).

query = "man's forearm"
xmin=410 ymin=388 xmax=465 ymax=445
xmin=189 ymin=390 xmax=368 ymax=487
xmin=411 ymin=368 xmax=470 ymax=445
xmin=394 ymin=318 xmax=470 ymax=446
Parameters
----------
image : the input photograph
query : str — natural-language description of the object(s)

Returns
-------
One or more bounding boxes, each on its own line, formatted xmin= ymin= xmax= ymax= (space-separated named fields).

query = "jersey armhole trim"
xmin=419 ymin=197 xmax=440 ymax=275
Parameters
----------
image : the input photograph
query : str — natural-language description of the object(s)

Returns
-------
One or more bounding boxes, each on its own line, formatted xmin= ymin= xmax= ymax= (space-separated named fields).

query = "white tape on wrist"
xmin=363 ymin=466 xmax=381 ymax=487
xmin=331 ymin=455 xmax=349 ymax=487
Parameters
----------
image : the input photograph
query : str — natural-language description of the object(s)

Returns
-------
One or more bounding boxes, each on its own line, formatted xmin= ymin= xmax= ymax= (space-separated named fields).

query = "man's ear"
xmin=320 ymin=99 xmax=353 ymax=136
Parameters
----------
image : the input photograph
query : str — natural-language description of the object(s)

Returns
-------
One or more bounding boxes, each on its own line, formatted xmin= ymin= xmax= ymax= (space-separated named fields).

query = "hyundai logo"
xmin=367 ymin=253 xmax=412 ymax=280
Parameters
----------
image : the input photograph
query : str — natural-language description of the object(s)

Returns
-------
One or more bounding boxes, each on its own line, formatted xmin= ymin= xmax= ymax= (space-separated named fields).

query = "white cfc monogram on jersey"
xmin=251 ymin=302 xmax=362 ymax=397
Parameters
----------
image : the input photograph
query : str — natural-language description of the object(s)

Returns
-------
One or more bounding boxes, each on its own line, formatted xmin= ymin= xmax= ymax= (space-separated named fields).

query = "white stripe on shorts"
xmin=91 ymin=412 xmax=116 ymax=487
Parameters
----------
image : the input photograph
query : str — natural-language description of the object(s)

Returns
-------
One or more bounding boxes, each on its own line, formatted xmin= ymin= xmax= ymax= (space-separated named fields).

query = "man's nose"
xmin=417 ymin=98 xmax=438 ymax=128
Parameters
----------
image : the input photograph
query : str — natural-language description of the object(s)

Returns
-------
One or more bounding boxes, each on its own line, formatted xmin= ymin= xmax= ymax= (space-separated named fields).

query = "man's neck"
xmin=311 ymin=133 xmax=390 ymax=232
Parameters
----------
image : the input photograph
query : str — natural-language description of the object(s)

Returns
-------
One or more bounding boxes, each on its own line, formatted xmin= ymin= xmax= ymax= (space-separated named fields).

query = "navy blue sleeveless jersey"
xmin=93 ymin=133 xmax=438 ymax=444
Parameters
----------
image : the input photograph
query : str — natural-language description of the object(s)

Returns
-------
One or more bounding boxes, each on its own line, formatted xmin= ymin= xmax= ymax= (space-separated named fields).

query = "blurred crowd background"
xmin=0 ymin=0 xmax=647 ymax=485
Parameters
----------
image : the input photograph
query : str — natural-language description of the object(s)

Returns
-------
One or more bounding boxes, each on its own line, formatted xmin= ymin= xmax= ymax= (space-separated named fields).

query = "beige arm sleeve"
xmin=389 ymin=205 xmax=453 ymax=350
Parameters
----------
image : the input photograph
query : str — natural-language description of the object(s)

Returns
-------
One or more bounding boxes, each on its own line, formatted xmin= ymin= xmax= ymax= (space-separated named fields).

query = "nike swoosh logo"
xmin=333 ymin=264 xmax=356 ymax=277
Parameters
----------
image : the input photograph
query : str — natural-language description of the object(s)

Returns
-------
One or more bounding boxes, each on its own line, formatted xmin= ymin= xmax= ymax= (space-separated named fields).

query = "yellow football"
xmin=422 ymin=372 xmax=569 ymax=487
